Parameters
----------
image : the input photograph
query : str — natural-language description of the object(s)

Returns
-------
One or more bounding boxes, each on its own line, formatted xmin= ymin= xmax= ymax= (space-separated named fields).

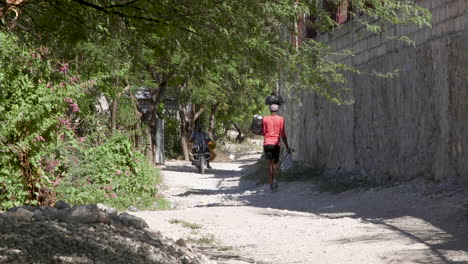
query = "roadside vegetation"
xmin=0 ymin=0 xmax=430 ymax=210
xmin=169 ymin=219 xmax=202 ymax=230
xmin=0 ymin=33 xmax=165 ymax=210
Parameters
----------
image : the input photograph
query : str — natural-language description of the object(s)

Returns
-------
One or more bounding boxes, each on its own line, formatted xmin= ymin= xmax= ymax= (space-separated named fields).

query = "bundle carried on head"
xmin=265 ymin=92 xmax=284 ymax=106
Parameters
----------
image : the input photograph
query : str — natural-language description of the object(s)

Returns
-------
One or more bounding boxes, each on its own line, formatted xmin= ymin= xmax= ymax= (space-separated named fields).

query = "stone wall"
xmin=282 ymin=0 xmax=468 ymax=184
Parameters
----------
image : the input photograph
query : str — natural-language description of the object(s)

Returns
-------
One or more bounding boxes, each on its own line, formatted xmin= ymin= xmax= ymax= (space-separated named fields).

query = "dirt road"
xmin=133 ymin=155 xmax=468 ymax=264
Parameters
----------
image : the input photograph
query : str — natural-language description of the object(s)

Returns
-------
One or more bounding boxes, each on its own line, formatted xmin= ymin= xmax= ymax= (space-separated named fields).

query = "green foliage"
xmin=169 ymin=219 xmax=202 ymax=230
xmin=163 ymin=117 xmax=182 ymax=159
xmin=0 ymin=0 xmax=432 ymax=208
xmin=5 ymin=0 xmax=432 ymax=107
xmin=56 ymin=134 xmax=164 ymax=210
xmin=0 ymin=32 xmax=83 ymax=209
xmin=116 ymin=96 xmax=143 ymax=138
xmin=0 ymin=32 xmax=165 ymax=210
xmin=187 ymin=234 xmax=218 ymax=246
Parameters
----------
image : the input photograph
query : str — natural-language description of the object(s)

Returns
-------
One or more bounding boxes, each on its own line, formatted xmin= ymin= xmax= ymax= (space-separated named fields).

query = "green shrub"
xmin=0 ymin=32 xmax=83 ymax=209
xmin=0 ymin=32 xmax=166 ymax=211
xmin=56 ymin=134 xmax=166 ymax=210
xmin=163 ymin=116 xmax=182 ymax=159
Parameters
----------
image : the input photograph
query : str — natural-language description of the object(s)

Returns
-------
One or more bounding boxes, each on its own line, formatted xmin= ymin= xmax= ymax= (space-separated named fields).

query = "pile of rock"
xmin=0 ymin=201 xmax=212 ymax=264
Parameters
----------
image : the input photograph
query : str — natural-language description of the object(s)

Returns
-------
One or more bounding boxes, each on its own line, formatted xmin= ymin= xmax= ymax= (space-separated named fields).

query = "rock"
xmin=107 ymin=207 xmax=118 ymax=215
xmin=119 ymin=213 xmax=148 ymax=229
xmin=109 ymin=213 xmax=123 ymax=226
xmin=39 ymin=206 xmax=58 ymax=220
xmin=176 ymin=238 xmax=187 ymax=247
xmin=97 ymin=203 xmax=118 ymax=215
xmin=56 ymin=205 xmax=100 ymax=224
xmin=181 ymin=255 xmax=191 ymax=264
xmin=128 ymin=205 xmax=138 ymax=212
xmin=0 ymin=213 xmax=17 ymax=224
xmin=129 ymin=218 xmax=148 ymax=229
xmin=54 ymin=200 xmax=70 ymax=210
xmin=10 ymin=208 xmax=34 ymax=222
xmin=7 ymin=206 xmax=33 ymax=213
xmin=0 ymin=203 xmax=213 ymax=264
xmin=96 ymin=212 xmax=111 ymax=225
xmin=32 ymin=209 xmax=45 ymax=221
xmin=96 ymin=203 xmax=107 ymax=210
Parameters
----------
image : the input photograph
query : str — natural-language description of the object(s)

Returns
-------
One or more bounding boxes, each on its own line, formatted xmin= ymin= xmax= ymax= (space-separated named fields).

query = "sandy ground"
xmin=133 ymin=154 xmax=468 ymax=264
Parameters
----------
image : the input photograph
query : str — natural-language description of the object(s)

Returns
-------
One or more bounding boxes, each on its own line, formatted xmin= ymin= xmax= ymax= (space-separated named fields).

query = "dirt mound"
xmin=0 ymin=204 xmax=212 ymax=264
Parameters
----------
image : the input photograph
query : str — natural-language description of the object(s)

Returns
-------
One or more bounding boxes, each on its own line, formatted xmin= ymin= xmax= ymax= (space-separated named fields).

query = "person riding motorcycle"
xmin=190 ymin=123 xmax=212 ymax=169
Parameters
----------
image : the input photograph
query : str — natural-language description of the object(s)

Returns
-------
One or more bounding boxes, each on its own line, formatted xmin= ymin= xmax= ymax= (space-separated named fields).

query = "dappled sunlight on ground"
xmin=136 ymin=154 xmax=468 ymax=264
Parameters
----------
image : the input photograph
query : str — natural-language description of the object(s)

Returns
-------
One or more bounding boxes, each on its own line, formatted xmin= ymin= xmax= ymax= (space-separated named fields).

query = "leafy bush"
xmin=0 ymin=32 xmax=166 ymax=211
xmin=163 ymin=117 xmax=182 ymax=159
xmin=0 ymin=32 xmax=82 ymax=209
xmin=55 ymin=134 xmax=165 ymax=210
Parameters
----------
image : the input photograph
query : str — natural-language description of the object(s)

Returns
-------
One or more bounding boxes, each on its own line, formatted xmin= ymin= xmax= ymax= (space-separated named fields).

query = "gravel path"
xmin=133 ymin=154 xmax=468 ymax=264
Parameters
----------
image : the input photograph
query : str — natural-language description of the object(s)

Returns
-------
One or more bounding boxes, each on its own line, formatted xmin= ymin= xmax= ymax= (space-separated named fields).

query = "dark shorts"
xmin=264 ymin=145 xmax=280 ymax=163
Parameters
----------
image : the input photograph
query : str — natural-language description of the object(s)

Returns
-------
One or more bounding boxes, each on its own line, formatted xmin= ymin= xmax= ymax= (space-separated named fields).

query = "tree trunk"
xmin=144 ymin=125 xmax=154 ymax=164
xmin=180 ymin=126 xmax=190 ymax=161
xmin=135 ymin=78 xmax=169 ymax=162
xmin=128 ymin=89 xmax=143 ymax=151
xmin=178 ymin=102 xmax=205 ymax=161
xmin=179 ymin=104 xmax=191 ymax=161
xmin=135 ymin=121 xmax=142 ymax=151
xmin=233 ymin=124 xmax=244 ymax=142
xmin=110 ymin=99 xmax=118 ymax=135
xmin=110 ymin=79 xmax=122 ymax=135
xmin=208 ymin=103 xmax=219 ymax=139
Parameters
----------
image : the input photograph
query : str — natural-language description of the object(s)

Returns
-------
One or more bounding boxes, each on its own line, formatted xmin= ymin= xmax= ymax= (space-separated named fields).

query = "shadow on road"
xmin=163 ymin=157 xmax=468 ymax=264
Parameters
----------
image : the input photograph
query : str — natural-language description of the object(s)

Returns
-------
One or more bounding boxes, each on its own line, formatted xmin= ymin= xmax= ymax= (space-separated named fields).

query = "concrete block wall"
xmin=282 ymin=0 xmax=468 ymax=184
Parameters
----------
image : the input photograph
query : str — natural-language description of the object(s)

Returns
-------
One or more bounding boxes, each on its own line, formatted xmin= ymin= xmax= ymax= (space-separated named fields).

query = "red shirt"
xmin=262 ymin=115 xmax=286 ymax=146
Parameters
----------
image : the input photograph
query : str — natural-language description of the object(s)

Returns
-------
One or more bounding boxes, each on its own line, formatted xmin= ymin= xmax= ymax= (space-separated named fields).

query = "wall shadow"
xmin=167 ymin=158 xmax=468 ymax=264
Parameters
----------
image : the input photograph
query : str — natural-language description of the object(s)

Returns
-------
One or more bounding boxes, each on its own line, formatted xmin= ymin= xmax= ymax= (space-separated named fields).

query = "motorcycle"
xmin=191 ymin=142 xmax=211 ymax=174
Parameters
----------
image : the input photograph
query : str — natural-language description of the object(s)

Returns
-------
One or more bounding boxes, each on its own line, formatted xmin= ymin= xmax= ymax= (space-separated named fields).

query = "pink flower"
xmin=46 ymin=82 xmax=53 ymax=88
xmin=70 ymin=103 xmax=80 ymax=113
xmin=52 ymin=178 xmax=61 ymax=186
xmin=58 ymin=118 xmax=72 ymax=129
xmin=60 ymin=82 xmax=66 ymax=87
xmin=116 ymin=170 xmax=122 ymax=175
xmin=57 ymin=63 xmax=69 ymax=75
xmin=64 ymin=98 xmax=80 ymax=112
xmin=79 ymin=137 xmax=85 ymax=142
xmin=45 ymin=160 xmax=60 ymax=172
xmin=35 ymin=135 xmax=45 ymax=142
xmin=110 ymin=193 xmax=118 ymax=198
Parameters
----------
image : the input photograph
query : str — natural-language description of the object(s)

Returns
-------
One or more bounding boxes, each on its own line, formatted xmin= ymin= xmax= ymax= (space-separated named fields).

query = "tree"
xmin=3 ymin=0 xmax=430 ymax=100
xmin=1 ymin=0 xmax=431 ymax=158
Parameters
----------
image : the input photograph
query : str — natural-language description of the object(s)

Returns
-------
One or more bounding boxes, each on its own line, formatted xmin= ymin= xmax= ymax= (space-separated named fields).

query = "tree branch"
xmin=71 ymin=0 xmax=200 ymax=35
xmin=194 ymin=107 xmax=205 ymax=121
